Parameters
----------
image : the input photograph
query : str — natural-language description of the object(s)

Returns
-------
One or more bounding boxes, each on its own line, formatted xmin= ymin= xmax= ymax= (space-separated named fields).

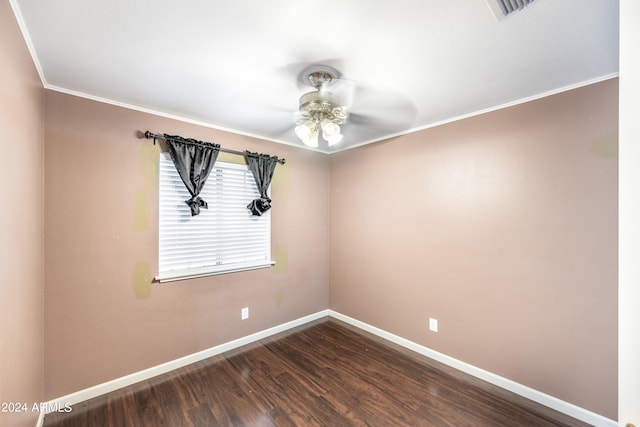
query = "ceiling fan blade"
xmin=239 ymin=104 xmax=296 ymax=136
xmin=347 ymin=85 xmax=417 ymax=126
xmin=338 ymin=115 xmax=411 ymax=144
xmin=346 ymin=113 xmax=411 ymax=135
xmin=329 ymin=78 xmax=357 ymax=107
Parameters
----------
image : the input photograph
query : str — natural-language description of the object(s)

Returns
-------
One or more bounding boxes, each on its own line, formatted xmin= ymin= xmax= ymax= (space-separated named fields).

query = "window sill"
xmin=155 ymin=261 xmax=276 ymax=283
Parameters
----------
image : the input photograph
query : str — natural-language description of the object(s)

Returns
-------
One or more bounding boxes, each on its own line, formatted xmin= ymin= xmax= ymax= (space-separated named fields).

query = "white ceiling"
xmin=12 ymin=0 xmax=619 ymax=153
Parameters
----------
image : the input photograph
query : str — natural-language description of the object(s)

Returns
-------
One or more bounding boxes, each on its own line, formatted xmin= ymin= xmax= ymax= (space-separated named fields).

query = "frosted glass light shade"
xmin=295 ymin=121 xmax=319 ymax=147
xmin=321 ymin=118 xmax=343 ymax=146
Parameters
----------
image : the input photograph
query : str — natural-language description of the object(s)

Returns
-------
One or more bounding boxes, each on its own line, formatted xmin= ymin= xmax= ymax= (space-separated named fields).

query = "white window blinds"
xmin=157 ymin=153 xmax=273 ymax=282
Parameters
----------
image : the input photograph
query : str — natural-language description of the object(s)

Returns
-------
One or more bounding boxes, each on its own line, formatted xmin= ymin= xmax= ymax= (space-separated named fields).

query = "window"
xmin=156 ymin=153 xmax=273 ymax=282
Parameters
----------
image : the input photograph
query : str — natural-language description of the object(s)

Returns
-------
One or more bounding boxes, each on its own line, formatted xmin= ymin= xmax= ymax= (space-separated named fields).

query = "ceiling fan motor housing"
xmin=297 ymin=91 xmax=348 ymax=125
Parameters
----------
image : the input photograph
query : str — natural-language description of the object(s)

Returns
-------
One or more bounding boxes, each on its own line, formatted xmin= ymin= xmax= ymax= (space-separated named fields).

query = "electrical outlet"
xmin=429 ymin=318 xmax=438 ymax=332
xmin=241 ymin=307 xmax=249 ymax=320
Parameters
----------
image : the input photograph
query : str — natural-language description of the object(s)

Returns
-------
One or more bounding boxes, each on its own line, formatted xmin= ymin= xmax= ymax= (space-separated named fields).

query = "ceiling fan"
xmin=290 ymin=64 xmax=417 ymax=149
xmin=293 ymin=65 xmax=349 ymax=148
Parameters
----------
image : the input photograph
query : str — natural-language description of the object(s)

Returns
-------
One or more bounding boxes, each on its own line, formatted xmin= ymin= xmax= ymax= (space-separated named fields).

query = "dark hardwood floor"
xmin=44 ymin=318 xmax=591 ymax=427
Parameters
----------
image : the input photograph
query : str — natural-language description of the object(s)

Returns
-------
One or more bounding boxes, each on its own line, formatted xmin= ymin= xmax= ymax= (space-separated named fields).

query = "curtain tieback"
xmin=186 ymin=195 xmax=208 ymax=216
xmin=247 ymin=196 xmax=271 ymax=217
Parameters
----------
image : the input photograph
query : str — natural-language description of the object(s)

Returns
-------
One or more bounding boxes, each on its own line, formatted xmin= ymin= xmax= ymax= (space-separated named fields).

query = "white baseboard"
xmin=35 ymin=410 xmax=45 ymax=427
xmin=328 ymin=310 xmax=616 ymax=427
xmin=41 ymin=310 xmax=329 ymax=419
xmin=40 ymin=308 xmax=616 ymax=427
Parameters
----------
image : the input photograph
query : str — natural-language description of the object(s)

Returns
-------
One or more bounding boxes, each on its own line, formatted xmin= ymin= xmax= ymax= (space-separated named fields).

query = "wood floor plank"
xmin=43 ymin=318 xmax=592 ymax=427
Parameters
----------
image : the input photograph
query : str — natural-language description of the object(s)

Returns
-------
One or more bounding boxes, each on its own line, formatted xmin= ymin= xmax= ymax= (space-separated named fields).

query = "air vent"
xmin=486 ymin=0 xmax=536 ymax=19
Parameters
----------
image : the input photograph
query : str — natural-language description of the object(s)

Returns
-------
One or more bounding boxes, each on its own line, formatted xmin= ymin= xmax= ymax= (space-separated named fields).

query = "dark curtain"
xmin=164 ymin=134 xmax=220 ymax=216
xmin=245 ymin=151 xmax=279 ymax=216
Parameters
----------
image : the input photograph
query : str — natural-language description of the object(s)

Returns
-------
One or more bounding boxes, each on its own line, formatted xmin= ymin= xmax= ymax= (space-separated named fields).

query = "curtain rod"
xmin=142 ymin=131 xmax=286 ymax=165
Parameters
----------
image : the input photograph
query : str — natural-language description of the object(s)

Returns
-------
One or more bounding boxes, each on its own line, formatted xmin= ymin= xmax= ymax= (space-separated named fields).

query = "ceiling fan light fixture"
xmin=294 ymin=66 xmax=351 ymax=148
xmin=295 ymin=121 xmax=319 ymax=148
xmin=295 ymin=115 xmax=345 ymax=148
xmin=321 ymin=118 xmax=343 ymax=146
xmin=321 ymin=118 xmax=340 ymax=136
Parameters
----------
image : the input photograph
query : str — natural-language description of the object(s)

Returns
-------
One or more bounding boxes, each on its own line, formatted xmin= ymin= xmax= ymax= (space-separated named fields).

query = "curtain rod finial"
xmin=142 ymin=130 xmax=158 ymax=145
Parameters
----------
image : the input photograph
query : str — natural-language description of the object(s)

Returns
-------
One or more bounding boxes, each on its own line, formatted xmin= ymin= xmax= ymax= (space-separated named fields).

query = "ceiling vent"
xmin=486 ymin=0 xmax=537 ymax=20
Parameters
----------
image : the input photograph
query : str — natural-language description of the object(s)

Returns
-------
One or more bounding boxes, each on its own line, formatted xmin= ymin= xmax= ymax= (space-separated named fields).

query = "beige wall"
xmin=44 ymin=92 xmax=330 ymax=398
xmin=329 ymin=79 xmax=618 ymax=419
xmin=0 ymin=2 xmax=45 ymax=427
